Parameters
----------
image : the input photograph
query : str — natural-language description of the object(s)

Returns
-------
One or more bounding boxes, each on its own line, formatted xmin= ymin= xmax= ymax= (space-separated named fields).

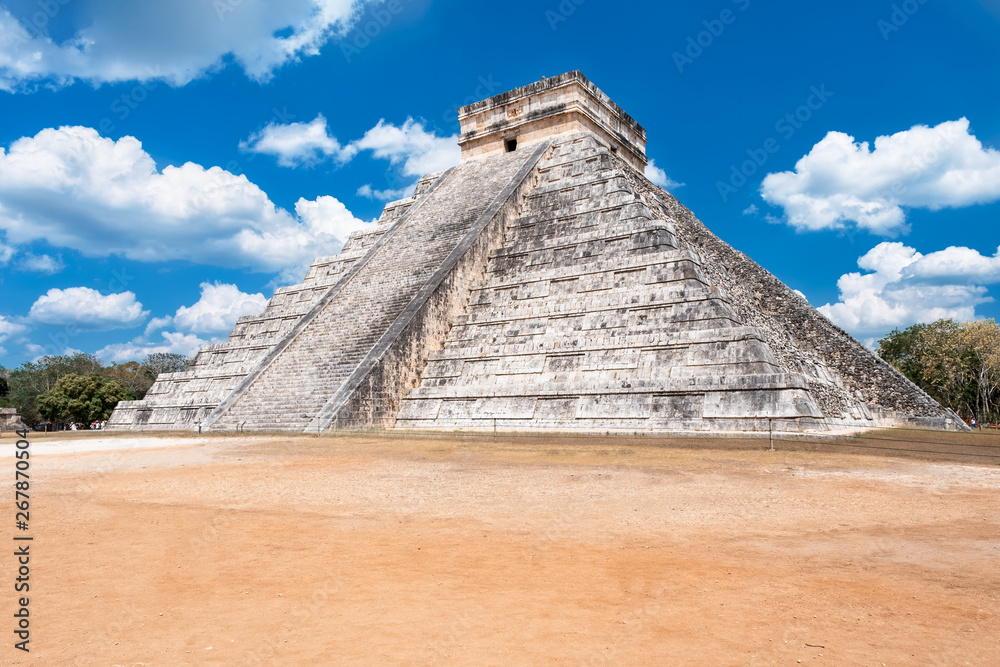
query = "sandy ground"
xmin=0 ymin=435 xmax=211 ymax=456
xmin=1 ymin=432 xmax=998 ymax=666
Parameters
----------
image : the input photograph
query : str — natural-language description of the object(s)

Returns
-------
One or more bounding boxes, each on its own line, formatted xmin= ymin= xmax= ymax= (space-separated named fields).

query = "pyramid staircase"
xmin=202 ymin=142 xmax=549 ymax=431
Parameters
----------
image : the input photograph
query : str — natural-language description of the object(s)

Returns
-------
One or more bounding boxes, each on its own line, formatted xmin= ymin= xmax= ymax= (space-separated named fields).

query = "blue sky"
xmin=1 ymin=0 xmax=999 ymax=366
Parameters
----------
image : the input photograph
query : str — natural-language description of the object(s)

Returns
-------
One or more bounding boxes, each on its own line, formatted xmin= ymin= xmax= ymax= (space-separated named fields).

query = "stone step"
xmin=404 ymin=372 xmax=812 ymax=399
xmin=427 ymin=326 xmax=766 ymax=360
xmin=489 ymin=220 xmax=678 ymax=258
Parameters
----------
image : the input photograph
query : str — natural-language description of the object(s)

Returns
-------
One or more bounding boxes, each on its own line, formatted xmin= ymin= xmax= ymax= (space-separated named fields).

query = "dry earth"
xmin=1 ymin=431 xmax=998 ymax=665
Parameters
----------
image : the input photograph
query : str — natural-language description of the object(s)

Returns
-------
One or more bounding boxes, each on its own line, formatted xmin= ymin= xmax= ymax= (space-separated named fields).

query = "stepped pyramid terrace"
xmin=108 ymin=72 xmax=962 ymax=434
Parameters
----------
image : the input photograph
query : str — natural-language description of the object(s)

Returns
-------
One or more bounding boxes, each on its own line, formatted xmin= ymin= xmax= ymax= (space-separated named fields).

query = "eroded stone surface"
xmin=0 ymin=408 xmax=23 ymax=431
xmin=459 ymin=70 xmax=647 ymax=171
xmin=396 ymin=135 xmax=949 ymax=432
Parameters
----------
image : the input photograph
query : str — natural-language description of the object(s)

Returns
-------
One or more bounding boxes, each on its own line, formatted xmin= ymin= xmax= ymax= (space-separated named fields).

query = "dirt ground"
xmin=2 ymin=432 xmax=998 ymax=666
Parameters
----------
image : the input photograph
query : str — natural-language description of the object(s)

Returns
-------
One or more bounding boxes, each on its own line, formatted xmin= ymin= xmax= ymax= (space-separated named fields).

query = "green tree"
xmin=0 ymin=366 xmax=9 ymax=400
xmin=877 ymin=323 xmax=931 ymax=388
xmin=142 ymin=353 xmax=190 ymax=377
xmin=2 ymin=352 xmax=190 ymax=426
xmin=96 ymin=354 xmax=190 ymax=401
xmin=6 ymin=354 xmax=105 ymax=426
xmin=960 ymin=319 xmax=1000 ymax=422
xmin=101 ymin=361 xmax=156 ymax=400
xmin=36 ymin=374 xmax=135 ymax=424
xmin=10 ymin=353 xmax=104 ymax=396
xmin=918 ymin=319 xmax=975 ymax=416
xmin=878 ymin=319 xmax=1000 ymax=423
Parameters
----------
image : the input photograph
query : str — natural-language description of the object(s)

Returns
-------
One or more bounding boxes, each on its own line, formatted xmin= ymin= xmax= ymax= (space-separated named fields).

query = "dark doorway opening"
xmin=505 ymin=138 xmax=518 ymax=153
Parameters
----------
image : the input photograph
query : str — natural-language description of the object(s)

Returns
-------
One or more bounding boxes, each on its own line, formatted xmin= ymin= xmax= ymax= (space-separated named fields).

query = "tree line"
xmin=0 ymin=353 xmax=188 ymax=427
xmin=878 ymin=319 xmax=1000 ymax=424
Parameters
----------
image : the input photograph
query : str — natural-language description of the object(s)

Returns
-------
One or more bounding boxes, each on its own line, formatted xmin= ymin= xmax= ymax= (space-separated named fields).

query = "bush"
xmin=878 ymin=319 xmax=1000 ymax=423
xmin=37 ymin=374 xmax=135 ymax=424
xmin=3 ymin=352 xmax=190 ymax=426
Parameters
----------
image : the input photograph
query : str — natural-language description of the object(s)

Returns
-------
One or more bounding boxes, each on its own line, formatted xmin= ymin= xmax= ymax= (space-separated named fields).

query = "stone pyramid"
xmin=108 ymin=72 xmax=960 ymax=434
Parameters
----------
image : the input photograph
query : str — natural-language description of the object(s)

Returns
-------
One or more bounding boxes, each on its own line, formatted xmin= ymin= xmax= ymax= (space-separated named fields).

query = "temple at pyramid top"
xmin=457 ymin=71 xmax=648 ymax=171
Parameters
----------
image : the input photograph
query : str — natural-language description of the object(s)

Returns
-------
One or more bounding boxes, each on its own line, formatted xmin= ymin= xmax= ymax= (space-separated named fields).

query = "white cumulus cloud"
xmin=239 ymin=114 xmax=346 ymax=167
xmin=294 ymin=195 xmax=373 ymax=242
xmin=0 ymin=314 xmax=26 ymax=343
xmin=108 ymin=282 xmax=268 ymax=362
xmin=0 ymin=0 xmax=378 ymax=91
xmin=348 ymin=118 xmax=460 ymax=176
xmin=20 ymin=253 xmax=63 ymax=274
xmin=0 ymin=126 xmax=374 ymax=276
xmin=819 ymin=241 xmax=1000 ymax=341
xmin=761 ymin=119 xmax=1000 ymax=235
xmin=357 ymin=183 xmax=416 ymax=201
xmin=242 ymin=115 xmax=460 ymax=177
xmin=0 ymin=237 xmax=62 ymax=273
xmin=98 ymin=331 xmax=208 ymax=364
xmin=143 ymin=316 xmax=174 ymax=337
xmin=171 ymin=282 xmax=268 ymax=335
xmin=644 ymin=160 xmax=684 ymax=190
xmin=29 ymin=287 xmax=149 ymax=331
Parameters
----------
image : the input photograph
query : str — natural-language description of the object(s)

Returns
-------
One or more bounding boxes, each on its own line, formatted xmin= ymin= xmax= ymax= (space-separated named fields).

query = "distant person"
xmin=971 ymin=417 xmax=977 ymax=429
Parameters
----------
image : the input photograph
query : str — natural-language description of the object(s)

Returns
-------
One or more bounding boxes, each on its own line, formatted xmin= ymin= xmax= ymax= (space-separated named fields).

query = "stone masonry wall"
xmin=327 ymin=143 xmax=550 ymax=429
xmin=396 ymin=135 xmax=829 ymax=433
xmin=618 ymin=157 xmax=957 ymax=427
xmin=0 ymin=408 xmax=23 ymax=432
